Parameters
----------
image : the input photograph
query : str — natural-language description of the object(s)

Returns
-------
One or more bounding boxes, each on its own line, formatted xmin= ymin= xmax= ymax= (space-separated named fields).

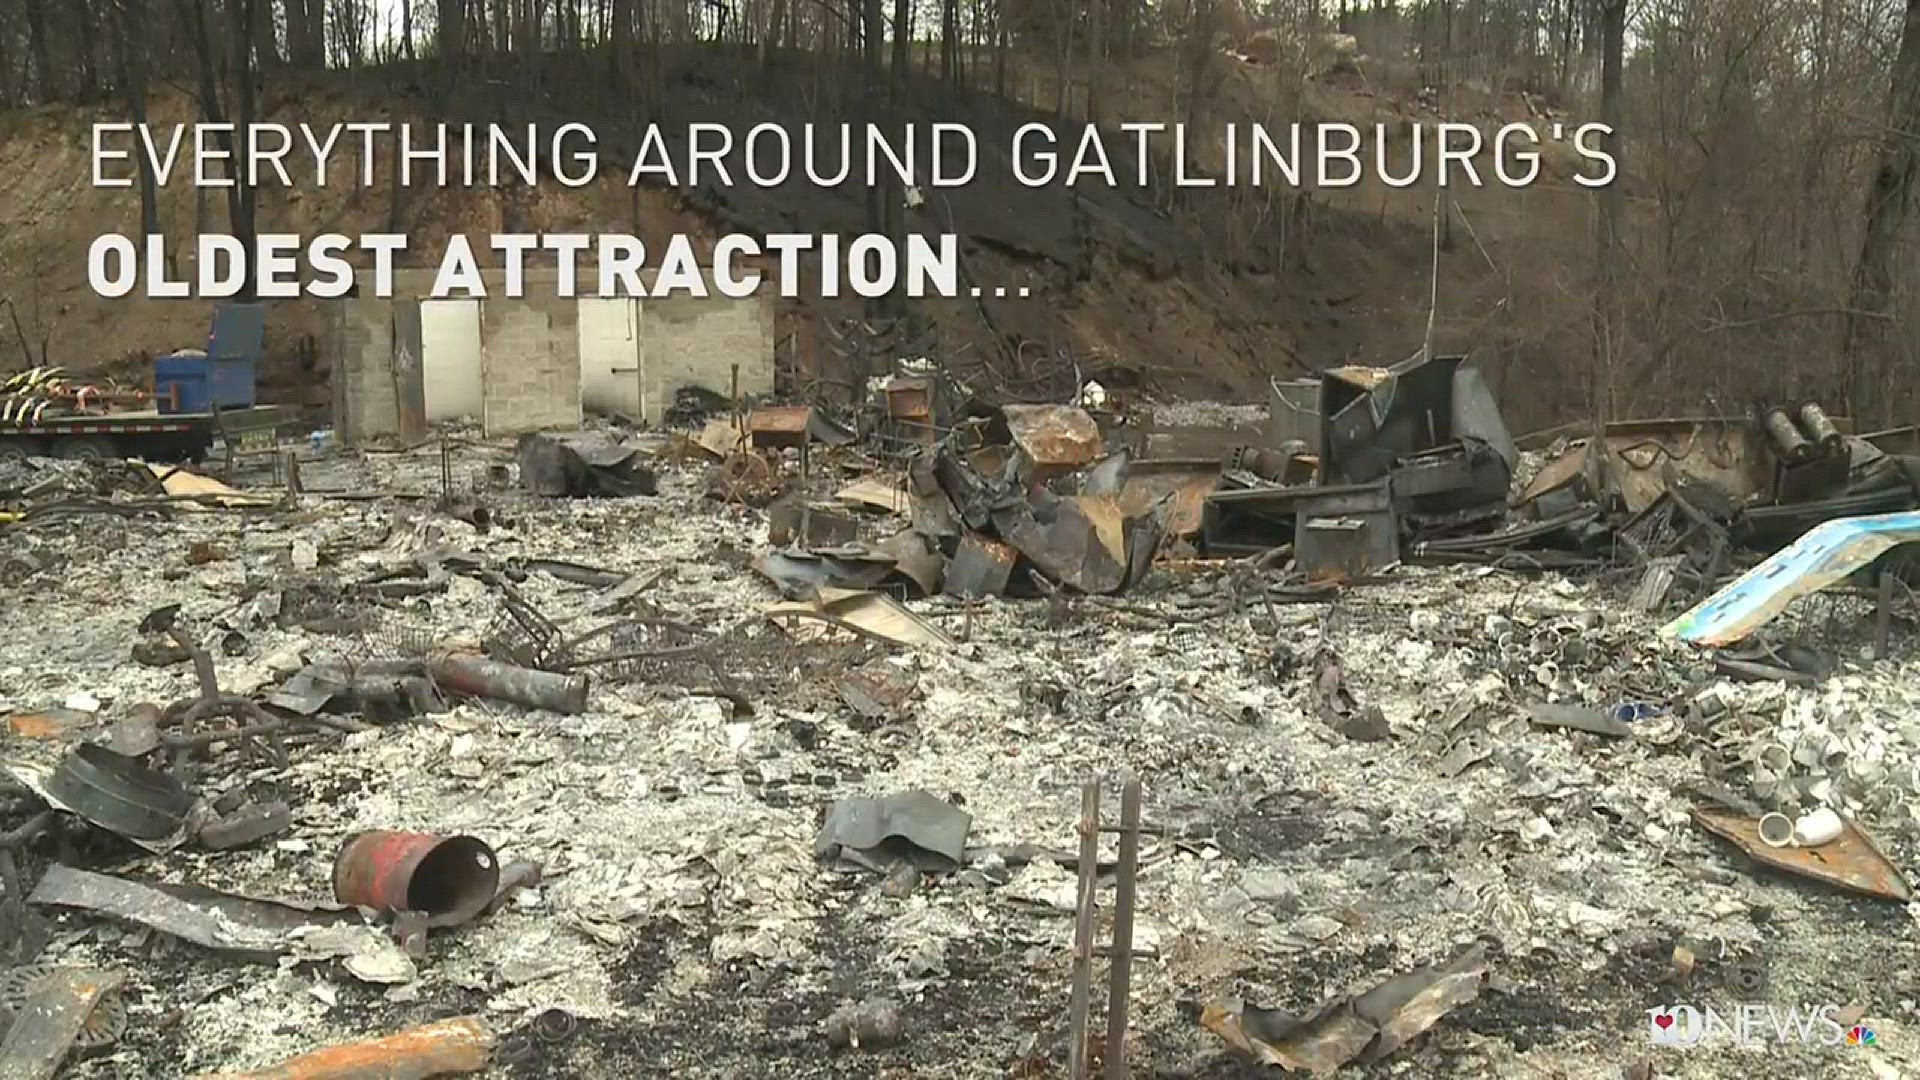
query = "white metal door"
xmin=420 ymin=299 xmax=483 ymax=422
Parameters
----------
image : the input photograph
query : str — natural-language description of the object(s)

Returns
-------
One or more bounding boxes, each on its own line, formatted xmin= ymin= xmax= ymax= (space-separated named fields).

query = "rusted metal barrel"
xmin=1798 ymin=402 xmax=1845 ymax=453
xmin=1762 ymin=408 xmax=1815 ymax=464
xmin=333 ymin=832 xmax=500 ymax=927
xmin=426 ymin=653 xmax=588 ymax=714
xmin=1231 ymin=446 xmax=1294 ymax=482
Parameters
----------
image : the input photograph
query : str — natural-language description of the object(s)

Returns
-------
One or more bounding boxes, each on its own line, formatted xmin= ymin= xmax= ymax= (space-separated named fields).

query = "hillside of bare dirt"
xmin=0 ymin=47 xmax=1609 ymax=425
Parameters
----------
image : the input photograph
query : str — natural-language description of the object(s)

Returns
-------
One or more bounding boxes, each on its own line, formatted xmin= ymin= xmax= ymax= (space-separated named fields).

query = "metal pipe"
xmin=1067 ymin=778 xmax=1101 ymax=1080
xmin=1103 ymin=775 xmax=1142 ymax=1080
xmin=1231 ymin=446 xmax=1292 ymax=482
xmin=427 ymin=654 xmax=589 ymax=714
xmin=333 ymin=831 xmax=501 ymax=927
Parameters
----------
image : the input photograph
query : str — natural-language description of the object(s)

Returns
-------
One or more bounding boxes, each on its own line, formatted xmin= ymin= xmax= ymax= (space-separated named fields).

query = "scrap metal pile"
xmin=714 ymin=350 xmax=1920 ymax=622
xmin=0 ymin=367 xmax=150 ymax=427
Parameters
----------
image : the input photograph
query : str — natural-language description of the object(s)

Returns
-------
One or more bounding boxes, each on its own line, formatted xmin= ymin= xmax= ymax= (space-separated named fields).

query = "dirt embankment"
xmin=0 ymin=50 xmax=1596 ymax=424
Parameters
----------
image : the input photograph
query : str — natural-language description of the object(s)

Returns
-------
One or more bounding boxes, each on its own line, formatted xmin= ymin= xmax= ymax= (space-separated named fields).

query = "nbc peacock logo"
xmin=1847 ymin=1025 xmax=1877 ymax=1047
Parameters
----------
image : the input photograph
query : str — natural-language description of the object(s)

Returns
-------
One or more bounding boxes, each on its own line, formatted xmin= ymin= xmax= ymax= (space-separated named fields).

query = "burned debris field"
xmin=4 ymin=357 xmax=1920 ymax=1080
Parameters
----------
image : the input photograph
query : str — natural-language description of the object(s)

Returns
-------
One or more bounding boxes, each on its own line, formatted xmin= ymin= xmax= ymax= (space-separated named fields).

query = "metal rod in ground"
xmin=1103 ymin=774 xmax=1142 ymax=1080
xmin=1067 ymin=777 xmax=1102 ymax=1080
xmin=1877 ymin=568 xmax=1894 ymax=660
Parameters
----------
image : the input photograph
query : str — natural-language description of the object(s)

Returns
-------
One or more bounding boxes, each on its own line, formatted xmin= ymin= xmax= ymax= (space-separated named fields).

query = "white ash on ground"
xmin=2 ymin=441 xmax=1918 ymax=1080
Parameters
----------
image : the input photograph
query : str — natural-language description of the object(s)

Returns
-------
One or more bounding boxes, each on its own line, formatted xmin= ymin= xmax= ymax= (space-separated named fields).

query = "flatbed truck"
xmin=0 ymin=404 xmax=296 ymax=464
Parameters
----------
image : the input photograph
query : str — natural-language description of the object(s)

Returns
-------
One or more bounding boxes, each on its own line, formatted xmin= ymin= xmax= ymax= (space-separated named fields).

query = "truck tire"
xmin=0 ymin=439 xmax=46 ymax=464
xmin=50 ymin=437 xmax=117 ymax=461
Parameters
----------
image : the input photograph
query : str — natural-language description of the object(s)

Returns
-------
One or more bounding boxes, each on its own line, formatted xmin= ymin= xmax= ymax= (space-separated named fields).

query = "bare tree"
xmin=1841 ymin=0 xmax=1920 ymax=420
xmin=111 ymin=0 xmax=163 ymax=245
xmin=173 ymin=0 xmax=260 ymax=296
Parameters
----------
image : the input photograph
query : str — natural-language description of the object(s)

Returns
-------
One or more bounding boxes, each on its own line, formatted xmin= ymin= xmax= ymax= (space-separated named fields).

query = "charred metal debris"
xmin=8 ymin=347 xmax=1920 ymax=1078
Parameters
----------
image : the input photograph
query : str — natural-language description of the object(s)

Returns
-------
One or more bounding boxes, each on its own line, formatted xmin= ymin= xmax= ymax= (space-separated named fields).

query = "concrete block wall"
xmin=330 ymin=268 xmax=772 ymax=443
xmin=481 ymin=298 xmax=582 ymax=436
xmin=329 ymin=297 xmax=401 ymax=443
xmin=641 ymin=294 xmax=775 ymax=422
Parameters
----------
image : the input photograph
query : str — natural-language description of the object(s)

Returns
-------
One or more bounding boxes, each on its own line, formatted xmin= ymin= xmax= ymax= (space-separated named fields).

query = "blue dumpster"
xmin=155 ymin=302 xmax=264 ymax=414
xmin=155 ymin=352 xmax=256 ymax=414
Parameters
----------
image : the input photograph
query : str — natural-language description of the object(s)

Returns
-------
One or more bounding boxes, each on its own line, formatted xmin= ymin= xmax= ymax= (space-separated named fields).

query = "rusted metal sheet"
xmin=875 ymin=530 xmax=945 ymax=597
xmin=764 ymin=588 xmax=956 ymax=649
xmin=884 ymin=377 xmax=938 ymax=445
xmin=28 ymin=864 xmax=354 ymax=959
xmin=1692 ymin=805 xmax=1911 ymax=902
xmin=884 ymin=377 xmax=933 ymax=421
xmin=0 ymin=966 xmax=125 ymax=1080
xmin=1519 ymin=423 xmax=1768 ymax=514
xmin=945 ymin=536 xmax=1020 ymax=597
xmin=1201 ymin=943 xmax=1488 ymax=1072
xmin=1265 ymin=378 xmax=1321 ymax=451
xmin=746 ymin=405 xmax=853 ymax=449
xmin=994 ymin=492 xmax=1130 ymax=594
xmin=1296 ymin=483 xmax=1399 ymax=583
xmin=748 ymin=405 xmax=813 ymax=448
xmin=1004 ymin=405 xmax=1103 ymax=475
xmin=1142 ymin=423 xmax=1261 ymax=460
xmin=1113 ymin=455 xmax=1213 ymax=534
xmin=767 ymin=502 xmax=861 ymax=548
xmin=1662 ymin=511 xmax=1920 ymax=645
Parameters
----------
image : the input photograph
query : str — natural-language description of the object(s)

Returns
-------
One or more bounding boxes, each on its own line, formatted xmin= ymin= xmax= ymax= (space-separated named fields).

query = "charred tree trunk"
xmin=995 ymin=15 xmax=1007 ymax=97
xmin=940 ymin=0 xmax=956 ymax=84
xmin=612 ymin=0 xmax=633 ymax=76
xmin=437 ymin=0 xmax=466 ymax=55
xmin=1086 ymin=0 xmax=1103 ymax=122
xmin=233 ymin=0 xmax=261 ymax=297
xmin=75 ymin=1 xmax=104 ymax=102
xmin=863 ymin=0 xmax=883 ymax=240
xmin=252 ymin=0 xmax=280 ymax=65
xmin=1591 ymin=0 xmax=1627 ymax=424
xmin=177 ymin=0 xmax=258 ymax=296
xmin=25 ymin=3 xmax=54 ymax=101
xmin=1841 ymin=0 xmax=1920 ymax=420
xmin=759 ymin=0 xmax=785 ymax=86
xmin=520 ymin=0 xmax=542 ymax=54
xmin=884 ymin=0 xmax=909 ymax=315
xmin=284 ymin=0 xmax=325 ymax=65
xmin=114 ymin=0 xmax=164 ymax=244
xmin=1595 ymin=0 xmax=1626 ymax=261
